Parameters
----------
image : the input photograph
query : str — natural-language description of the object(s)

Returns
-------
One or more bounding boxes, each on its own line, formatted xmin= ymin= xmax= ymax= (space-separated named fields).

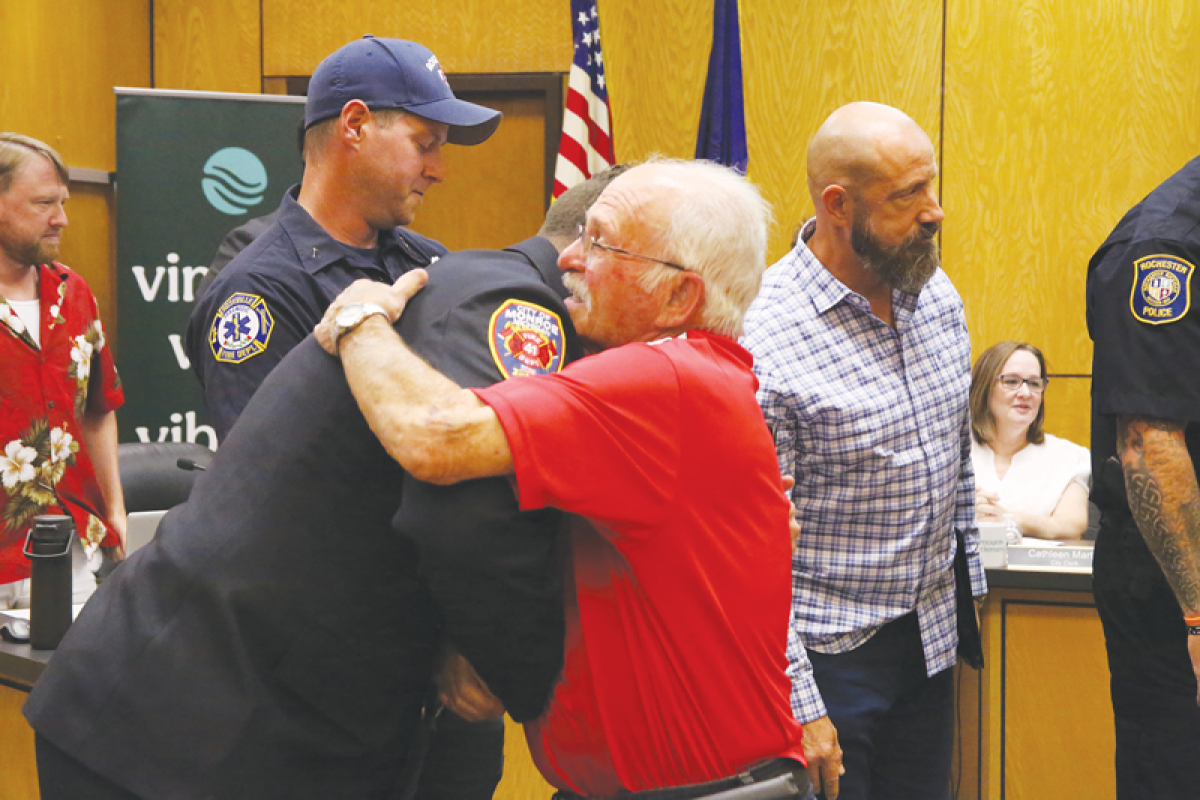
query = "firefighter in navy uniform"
xmin=180 ymin=36 xmax=500 ymax=799
xmin=1087 ymin=153 xmax=1200 ymax=799
xmin=186 ymin=188 xmax=446 ymax=439
xmin=183 ymin=36 xmax=489 ymax=443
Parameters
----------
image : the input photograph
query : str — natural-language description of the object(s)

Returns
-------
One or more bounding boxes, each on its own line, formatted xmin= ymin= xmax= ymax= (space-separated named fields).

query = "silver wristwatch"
xmin=332 ymin=302 xmax=389 ymax=350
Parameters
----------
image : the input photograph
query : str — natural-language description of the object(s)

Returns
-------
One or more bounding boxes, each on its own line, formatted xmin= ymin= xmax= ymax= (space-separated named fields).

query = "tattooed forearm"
xmin=1118 ymin=416 xmax=1200 ymax=614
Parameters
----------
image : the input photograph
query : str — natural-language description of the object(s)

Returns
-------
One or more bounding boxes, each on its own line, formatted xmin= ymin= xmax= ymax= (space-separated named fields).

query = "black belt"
xmin=552 ymin=758 xmax=811 ymax=800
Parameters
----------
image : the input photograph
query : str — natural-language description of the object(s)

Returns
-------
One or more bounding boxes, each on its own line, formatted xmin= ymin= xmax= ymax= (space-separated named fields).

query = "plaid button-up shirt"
xmin=742 ymin=223 xmax=985 ymax=723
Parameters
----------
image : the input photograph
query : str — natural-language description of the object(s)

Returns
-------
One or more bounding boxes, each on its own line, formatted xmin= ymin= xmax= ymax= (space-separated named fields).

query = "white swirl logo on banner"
xmin=201 ymin=147 xmax=268 ymax=215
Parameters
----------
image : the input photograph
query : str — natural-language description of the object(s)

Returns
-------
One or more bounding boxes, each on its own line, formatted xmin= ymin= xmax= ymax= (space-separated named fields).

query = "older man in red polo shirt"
xmin=318 ymin=159 xmax=826 ymax=800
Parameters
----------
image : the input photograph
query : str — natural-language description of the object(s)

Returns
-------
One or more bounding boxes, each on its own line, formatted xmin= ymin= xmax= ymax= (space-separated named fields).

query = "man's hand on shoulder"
xmin=315 ymin=270 xmax=428 ymax=355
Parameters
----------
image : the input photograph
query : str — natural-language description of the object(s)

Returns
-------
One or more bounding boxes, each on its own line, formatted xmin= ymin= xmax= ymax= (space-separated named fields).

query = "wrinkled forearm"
xmin=338 ymin=316 xmax=512 ymax=484
xmin=1118 ymin=415 xmax=1200 ymax=615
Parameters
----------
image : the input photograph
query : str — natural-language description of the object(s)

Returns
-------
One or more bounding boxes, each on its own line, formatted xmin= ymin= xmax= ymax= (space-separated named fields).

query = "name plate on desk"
xmin=1006 ymin=543 xmax=1094 ymax=571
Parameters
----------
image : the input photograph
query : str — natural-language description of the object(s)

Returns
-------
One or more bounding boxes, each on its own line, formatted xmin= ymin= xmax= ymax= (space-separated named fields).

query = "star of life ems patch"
xmin=1130 ymin=254 xmax=1194 ymax=325
xmin=488 ymin=299 xmax=566 ymax=378
xmin=209 ymin=292 xmax=275 ymax=363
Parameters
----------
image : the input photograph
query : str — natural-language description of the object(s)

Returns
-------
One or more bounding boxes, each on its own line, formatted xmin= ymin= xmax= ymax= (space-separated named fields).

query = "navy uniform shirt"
xmin=1087 ymin=154 xmax=1200 ymax=511
xmin=184 ymin=186 xmax=446 ymax=440
xmin=393 ymin=237 xmax=581 ymax=719
xmin=195 ymin=208 xmax=280 ymax=301
xmin=26 ymin=237 xmax=579 ymax=797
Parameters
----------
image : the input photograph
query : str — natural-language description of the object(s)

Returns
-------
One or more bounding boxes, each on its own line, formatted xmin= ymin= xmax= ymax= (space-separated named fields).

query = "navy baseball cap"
xmin=304 ymin=35 xmax=501 ymax=146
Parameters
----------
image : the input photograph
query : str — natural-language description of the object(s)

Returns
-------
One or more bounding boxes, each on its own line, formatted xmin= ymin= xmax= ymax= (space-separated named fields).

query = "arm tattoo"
xmin=1118 ymin=415 xmax=1200 ymax=614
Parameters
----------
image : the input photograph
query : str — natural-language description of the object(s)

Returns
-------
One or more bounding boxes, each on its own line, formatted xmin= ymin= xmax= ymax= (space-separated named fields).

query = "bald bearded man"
xmin=743 ymin=103 xmax=984 ymax=800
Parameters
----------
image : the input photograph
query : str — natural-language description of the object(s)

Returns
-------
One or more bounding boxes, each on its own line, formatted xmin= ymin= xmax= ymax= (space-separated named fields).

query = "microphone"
xmin=177 ymin=458 xmax=207 ymax=472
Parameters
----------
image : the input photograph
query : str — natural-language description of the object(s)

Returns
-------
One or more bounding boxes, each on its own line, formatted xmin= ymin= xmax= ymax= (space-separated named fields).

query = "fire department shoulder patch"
xmin=1130 ymin=254 xmax=1194 ymax=325
xmin=209 ymin=292 xmax=275 ymax=363
xmin=488 ymin=299 xmax=565 ymax=378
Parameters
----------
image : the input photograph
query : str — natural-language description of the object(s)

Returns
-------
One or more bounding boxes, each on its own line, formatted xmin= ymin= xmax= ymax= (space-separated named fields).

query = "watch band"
xmin=334 ymin=302 xmax=389 ymax=351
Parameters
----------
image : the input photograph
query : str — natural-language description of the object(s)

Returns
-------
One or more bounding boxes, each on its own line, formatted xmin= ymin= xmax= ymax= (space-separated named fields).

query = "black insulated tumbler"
xmin=23 ymin=514 xmax=75 ymax=650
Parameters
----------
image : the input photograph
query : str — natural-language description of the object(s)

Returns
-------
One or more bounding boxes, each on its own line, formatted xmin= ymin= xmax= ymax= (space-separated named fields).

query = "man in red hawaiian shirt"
xmin=0 ymin=133 xmax=126 ymax=609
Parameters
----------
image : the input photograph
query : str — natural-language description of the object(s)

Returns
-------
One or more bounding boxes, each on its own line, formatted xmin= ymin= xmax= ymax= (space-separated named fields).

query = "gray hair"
xmin=0 ymin=133 xmax=69 ymax=194
xmin=634 ymin=157 xmax=773 ymax=337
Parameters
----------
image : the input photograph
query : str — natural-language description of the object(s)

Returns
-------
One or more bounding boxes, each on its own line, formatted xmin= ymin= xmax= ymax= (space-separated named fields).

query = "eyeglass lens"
xmin=998 ymin=374 xmax=1046 ymax=392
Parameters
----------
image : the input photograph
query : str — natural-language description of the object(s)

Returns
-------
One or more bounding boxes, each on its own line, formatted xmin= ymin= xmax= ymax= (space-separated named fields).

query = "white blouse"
xmin=971 ymin=433 xmax=1091 ymax=518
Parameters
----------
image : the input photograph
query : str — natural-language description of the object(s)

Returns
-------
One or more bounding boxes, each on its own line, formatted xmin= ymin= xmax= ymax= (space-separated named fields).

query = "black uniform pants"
xmin=410 ymin=711 xmax=504 ymax=800
xmin=1094 ymin=511 xmax=1200 ymax=799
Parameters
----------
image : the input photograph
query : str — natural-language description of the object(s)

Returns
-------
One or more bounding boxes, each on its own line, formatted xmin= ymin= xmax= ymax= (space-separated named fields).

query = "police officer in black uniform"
xmin=1087 ymin=153 xmax=1200 ymax=799
xmin=25 ymin=167 xmax=623 ymax=800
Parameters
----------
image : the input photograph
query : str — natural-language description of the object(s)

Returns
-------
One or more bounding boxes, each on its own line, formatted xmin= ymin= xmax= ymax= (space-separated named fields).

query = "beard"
xmin=850 ymin=207 xmax=940 ymax=293
xmin=3 ymin=236 xmax=59 ymax=268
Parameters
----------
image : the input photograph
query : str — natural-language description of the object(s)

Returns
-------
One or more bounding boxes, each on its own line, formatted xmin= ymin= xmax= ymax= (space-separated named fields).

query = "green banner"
xmin=115 ymin=89 xmax=304 ymax=449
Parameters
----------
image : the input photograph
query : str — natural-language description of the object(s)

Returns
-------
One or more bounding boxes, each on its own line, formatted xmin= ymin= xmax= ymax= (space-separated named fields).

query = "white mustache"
xmin=562 ymin=273 xmax=591 ymax=307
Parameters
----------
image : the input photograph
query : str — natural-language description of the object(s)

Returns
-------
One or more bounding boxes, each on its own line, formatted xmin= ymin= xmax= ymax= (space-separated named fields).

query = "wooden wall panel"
xmin=0 ymin=0 xmax=151 ymax=170
xmin=598 ymin=0 xmax=712 ymax=165
xmin=261 ymin=0 xmax=572 ymax=76
xmin=0 ymin=685 xmax=38 ymax=800
xmin=154 ymin=0 xmax=263 ymax=93
xmin=407 ymin=94 xmax=547 ymax=252
xmin=1003 ymin=602 xmax=1114 ymax=799
xmin=58 ymin=186 xmax=120 ymax=350
xmin=742 ymin=1 xmax=945 ymax=263
xmin=495 ymin=716 xmax=554 ymax=799
xmin=945 ymin=0 xmax=1200 ymax=376
xmin=967 ymin=590 xmax=1117 ymax=799
xmin=1041 ymin=375 xmax=1089 ymax=453
xmin=0 ymin=0 xmax=150 ymax=343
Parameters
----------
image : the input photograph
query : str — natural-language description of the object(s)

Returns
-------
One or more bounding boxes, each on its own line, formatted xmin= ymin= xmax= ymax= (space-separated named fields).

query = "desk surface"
xmin=0 ymin=568 xmax=1093 ymax=693
xmin=0 ymin=638 xmax=50 ymax=691
xmin=985 ymin=566 xmax=1092 ymax=593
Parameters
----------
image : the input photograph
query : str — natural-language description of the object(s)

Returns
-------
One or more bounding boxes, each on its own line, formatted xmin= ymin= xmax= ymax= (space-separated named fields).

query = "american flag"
xmin=553 ymin=0 xmax=614 ymax=199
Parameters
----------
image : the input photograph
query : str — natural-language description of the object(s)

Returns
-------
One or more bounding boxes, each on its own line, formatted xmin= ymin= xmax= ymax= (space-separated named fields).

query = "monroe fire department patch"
xmin=488 ymin=299 xmax=566 ymax=378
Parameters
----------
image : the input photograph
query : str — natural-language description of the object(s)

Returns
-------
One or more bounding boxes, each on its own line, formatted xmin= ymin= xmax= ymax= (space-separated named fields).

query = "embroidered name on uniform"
xmin=1130 ymin=255 xmax=1194 ymax=325
xmin=488 ymin=299 xmax=565 ymax=378
xmin=209 ymin=292 xmax=275 ymax=363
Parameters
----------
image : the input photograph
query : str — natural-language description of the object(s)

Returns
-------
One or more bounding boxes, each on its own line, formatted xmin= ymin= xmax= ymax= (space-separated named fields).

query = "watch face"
xmin=336 ymin=304 xmax=365 ymax=328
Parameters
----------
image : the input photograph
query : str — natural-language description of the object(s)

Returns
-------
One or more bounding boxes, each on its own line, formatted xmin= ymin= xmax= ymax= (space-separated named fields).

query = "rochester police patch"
xmin=488 ymin=299 xmax=565 ymax=378
xmin=1131 ymin=254 xmax=1194 ymax=325
xmin=209 ymin=292 xmax=275 ymax=363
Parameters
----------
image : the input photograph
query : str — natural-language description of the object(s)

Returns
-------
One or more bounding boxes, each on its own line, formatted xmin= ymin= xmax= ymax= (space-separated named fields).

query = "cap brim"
xmin=407 ymin=97 xmax=502 ymax=146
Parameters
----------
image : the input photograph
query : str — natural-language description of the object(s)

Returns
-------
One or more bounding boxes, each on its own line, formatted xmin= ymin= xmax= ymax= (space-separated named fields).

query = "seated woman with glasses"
xmin=968 ymin=341 xmax=1090 ymax=541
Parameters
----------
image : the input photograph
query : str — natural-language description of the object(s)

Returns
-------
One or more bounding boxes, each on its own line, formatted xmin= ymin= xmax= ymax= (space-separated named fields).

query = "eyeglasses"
xmin=576 ymin=224 xmax=691 ymax=272
xmin=996 ymin=374 xmax=1048 ymax=393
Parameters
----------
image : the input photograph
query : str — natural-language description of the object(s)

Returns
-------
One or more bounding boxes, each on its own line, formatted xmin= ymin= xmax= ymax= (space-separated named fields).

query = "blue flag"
xmin=695 ymin=0 xmax=748 ymax=172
